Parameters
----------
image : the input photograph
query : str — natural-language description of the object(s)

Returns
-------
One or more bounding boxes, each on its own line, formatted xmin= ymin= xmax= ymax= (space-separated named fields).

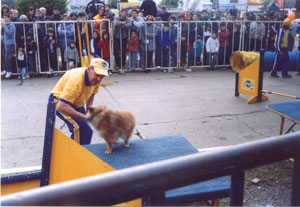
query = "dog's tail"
xmin=135 ymin=129 xmax=144 ymax=139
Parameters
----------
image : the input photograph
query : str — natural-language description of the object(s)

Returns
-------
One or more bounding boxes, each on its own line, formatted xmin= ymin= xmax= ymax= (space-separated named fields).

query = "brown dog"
xmin=86 ymin=105 xmax=142 ymax=154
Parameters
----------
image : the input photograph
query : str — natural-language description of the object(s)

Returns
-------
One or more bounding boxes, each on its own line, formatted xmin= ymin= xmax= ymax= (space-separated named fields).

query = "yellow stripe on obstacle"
xmin=50 ymin=129 xmax=141 ymax=206
xmin=261 ymin=90 xmax=300 ymax=100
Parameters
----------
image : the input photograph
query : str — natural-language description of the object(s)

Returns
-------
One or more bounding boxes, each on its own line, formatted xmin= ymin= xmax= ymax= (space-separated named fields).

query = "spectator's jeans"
xmin=250 ymin=38 xmax=262 ymax=51
xmin=171 ymin=42 xmax=177 ymax=67
xmin=139 ymin=42 xmax=145 ymax=68
xmin=104 ymin=58 xmax=111 ymax=68
xmin=28 ymin=55 xmax=35 ymax=72
xmin=49 ymin=51 xmax=58 ymax=71
xmin=210 ymin=53 xmax=218 ymax=69
xmin=4 ymin=44 xmax=15 ymax=72
xmin=129 ymin=52 xmax=137 ymax=70
xmin=155 ymin=46 xmax=161 ymax=67
xmin=296 ymin=52 xmax=300 ymax=73
xmin=1 ymin=43 xmax=6 ymax=72
xmin=218 ymin=47 xmax=229 ymax=65
xmin=146 ymin=50 xmax=153 ymax=69
xmin=162 ymin=48 xmax=170 ymax=67
xmin=113 ymin=37 xmax=127 ymax=68
xmin=271 ymin=49 xmax=290 ymax=76
xmin=243 ymin=39 xmax=249 ymax=51
xmin=17 ymin=67 xmax=26 ymax=78
xmin=39 ymin=47 xmax=48 ymax=72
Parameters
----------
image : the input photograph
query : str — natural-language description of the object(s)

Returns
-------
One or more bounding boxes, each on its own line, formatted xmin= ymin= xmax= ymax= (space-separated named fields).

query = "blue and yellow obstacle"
xmin=231 ymin=50 xmax=299 ymax=104
xmin=1 ymin=101 xmax=231 ymax=206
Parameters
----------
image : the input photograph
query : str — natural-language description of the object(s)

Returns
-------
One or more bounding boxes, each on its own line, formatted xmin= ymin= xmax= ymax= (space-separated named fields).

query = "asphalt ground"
xmin=1 ymin=69 xmax=300 ymax=169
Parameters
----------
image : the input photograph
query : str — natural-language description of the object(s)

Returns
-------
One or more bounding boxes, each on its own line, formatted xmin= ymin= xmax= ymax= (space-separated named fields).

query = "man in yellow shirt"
xmin=48 ymin=58 xmax=109 ymax=145
xmin=271 ymin=18 xmax=293 ymax=78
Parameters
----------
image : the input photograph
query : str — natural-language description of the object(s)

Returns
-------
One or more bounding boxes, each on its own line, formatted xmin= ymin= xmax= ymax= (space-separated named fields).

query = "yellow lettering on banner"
xmin=247 ymin=0 xmax=264 ymax=5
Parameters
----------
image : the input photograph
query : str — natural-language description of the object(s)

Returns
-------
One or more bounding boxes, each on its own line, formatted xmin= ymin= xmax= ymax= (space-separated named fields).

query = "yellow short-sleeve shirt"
xmin=51 ymin=68 xmax=101 ymax=108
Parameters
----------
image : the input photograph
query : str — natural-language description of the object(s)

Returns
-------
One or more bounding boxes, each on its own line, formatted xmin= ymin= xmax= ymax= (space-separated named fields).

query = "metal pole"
xmin=230 ymin=171 xmax=245 ymax=206
xmin=40 ymin=101 xmax=56 ymax=187
xmin=291 ymin=150 xmax=300 ymax=206
xmin=257 ymin=49 xmax=264 ymax=102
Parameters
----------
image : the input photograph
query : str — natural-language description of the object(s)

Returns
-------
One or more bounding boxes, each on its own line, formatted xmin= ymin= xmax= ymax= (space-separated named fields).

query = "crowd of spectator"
xmin=1 ymin=0 xmax=300 ymax=78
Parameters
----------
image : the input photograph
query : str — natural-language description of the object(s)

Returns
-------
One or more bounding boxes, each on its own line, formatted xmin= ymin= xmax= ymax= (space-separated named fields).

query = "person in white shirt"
xmin=206 ymin=31 xmax=219 ymax=70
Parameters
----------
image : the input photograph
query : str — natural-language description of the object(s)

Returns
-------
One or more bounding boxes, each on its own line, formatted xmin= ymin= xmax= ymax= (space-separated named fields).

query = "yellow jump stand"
xmin=233 ymin=50 xmax=269 ymax=104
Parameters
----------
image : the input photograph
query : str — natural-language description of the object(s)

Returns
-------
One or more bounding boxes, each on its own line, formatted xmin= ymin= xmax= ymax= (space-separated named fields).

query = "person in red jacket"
xmin=97 ymin=31 xmax=111 ymax=74
xmin=127 ymin=30 xmax=139 ymax=71
xmin=218 ymin=22 xmax=230 ymax=65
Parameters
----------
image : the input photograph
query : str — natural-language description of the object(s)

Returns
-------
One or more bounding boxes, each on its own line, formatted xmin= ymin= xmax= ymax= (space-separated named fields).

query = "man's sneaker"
xmin=1 ymin=70 xmax=7 ymax=76
xmin=108 ymin=70 xmax=112 ymax=75
xmin=295 ymin=72 xmax=300 ymax=76
xmin=5 ymin=72 xmax=12 ymax=78
xmin=270 ymin=74 xmax=280 ymax=78
xmin=162 ymin=69 xmax=167 ymax=73
xmin=282 ymin=74 xmax=292 ymax=78
xmin=184 ymin=68 xmax=192 ymax=72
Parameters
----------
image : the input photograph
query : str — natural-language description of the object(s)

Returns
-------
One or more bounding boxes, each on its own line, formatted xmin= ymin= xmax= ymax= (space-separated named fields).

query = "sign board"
xmin=119 ymin=2 xmax=140 ymax=11
xmin=247 ymin=0 xmax=264 ymax=5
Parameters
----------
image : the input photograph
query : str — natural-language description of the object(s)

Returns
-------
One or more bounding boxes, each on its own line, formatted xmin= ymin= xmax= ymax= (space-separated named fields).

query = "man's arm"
xmin=56 ymin=101 xmax=87 ymax=121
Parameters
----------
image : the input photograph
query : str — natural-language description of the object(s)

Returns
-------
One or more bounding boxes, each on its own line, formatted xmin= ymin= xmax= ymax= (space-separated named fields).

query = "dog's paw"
xmin=105 ymin=150 xmax=112 ymax=154
xmin=124 ymin=144 xmax=130 ymax=147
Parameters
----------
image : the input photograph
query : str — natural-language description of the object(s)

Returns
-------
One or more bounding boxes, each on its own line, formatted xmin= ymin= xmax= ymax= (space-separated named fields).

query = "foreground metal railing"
xmin=1 ymin=131 xmax=300 ymax=206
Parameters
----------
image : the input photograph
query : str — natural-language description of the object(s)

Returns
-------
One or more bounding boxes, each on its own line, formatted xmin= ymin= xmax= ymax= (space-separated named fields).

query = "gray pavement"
xmin=1 ymin=69 xmax=300 ymax=169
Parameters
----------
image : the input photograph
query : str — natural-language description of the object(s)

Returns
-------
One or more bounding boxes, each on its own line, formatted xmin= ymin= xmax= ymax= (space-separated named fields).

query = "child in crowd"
xmin=158 ymin=24 xmax=172 ymax=72
xmin=16 ymin=48 xmax=27 ymax=83
xmin=203 ymin=24 xmax=211 ymax=65
xmin=64 ymin=41 xmax=80 ymax=69
xmin=180 ymin=34 xmax=190 ymax=67
xmin=43 ymin=27 xmax=58 ymax=72
xmin=191 ymin=35 xmax=203 ymax=66
xmin=138 ymin=11 xmax=144 ymax=18
xmin=97 ymin=31 xmax=111 ymax=74
xmin=218 ymin=22 xmax=230 ymax=65
xmin=206 ymin=31 xmax=219 ymax=70
xmin=104 ymin=3 xmax=115 ymax=22
xmin=26 ymin=32 xmax=36 ymax=75
xmin=127 ymin=30 xmax=139 ymax=71
xmin=90 ymin=31 xmax=100 ymax=58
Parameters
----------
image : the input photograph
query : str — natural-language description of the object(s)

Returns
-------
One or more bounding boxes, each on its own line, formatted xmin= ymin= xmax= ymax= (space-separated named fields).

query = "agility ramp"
xmin=1 ymin=101 xmax=231 ymax=206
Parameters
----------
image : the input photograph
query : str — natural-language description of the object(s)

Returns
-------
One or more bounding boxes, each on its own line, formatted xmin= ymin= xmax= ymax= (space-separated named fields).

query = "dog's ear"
xmin=87 ymin=106 xmax=94 ymax=113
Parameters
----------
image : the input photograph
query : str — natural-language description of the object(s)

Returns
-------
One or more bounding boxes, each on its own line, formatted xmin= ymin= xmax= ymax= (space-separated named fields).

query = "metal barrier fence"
xmin=2 ymin=20 xmax=295 ymax=75
xmin=1 ymin=128 xmax=300 ymax=205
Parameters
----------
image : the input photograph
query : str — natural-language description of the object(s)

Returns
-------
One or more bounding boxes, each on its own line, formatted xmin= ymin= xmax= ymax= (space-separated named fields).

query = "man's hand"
xmin=279 ymin=51 xmax=283 ymax=55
